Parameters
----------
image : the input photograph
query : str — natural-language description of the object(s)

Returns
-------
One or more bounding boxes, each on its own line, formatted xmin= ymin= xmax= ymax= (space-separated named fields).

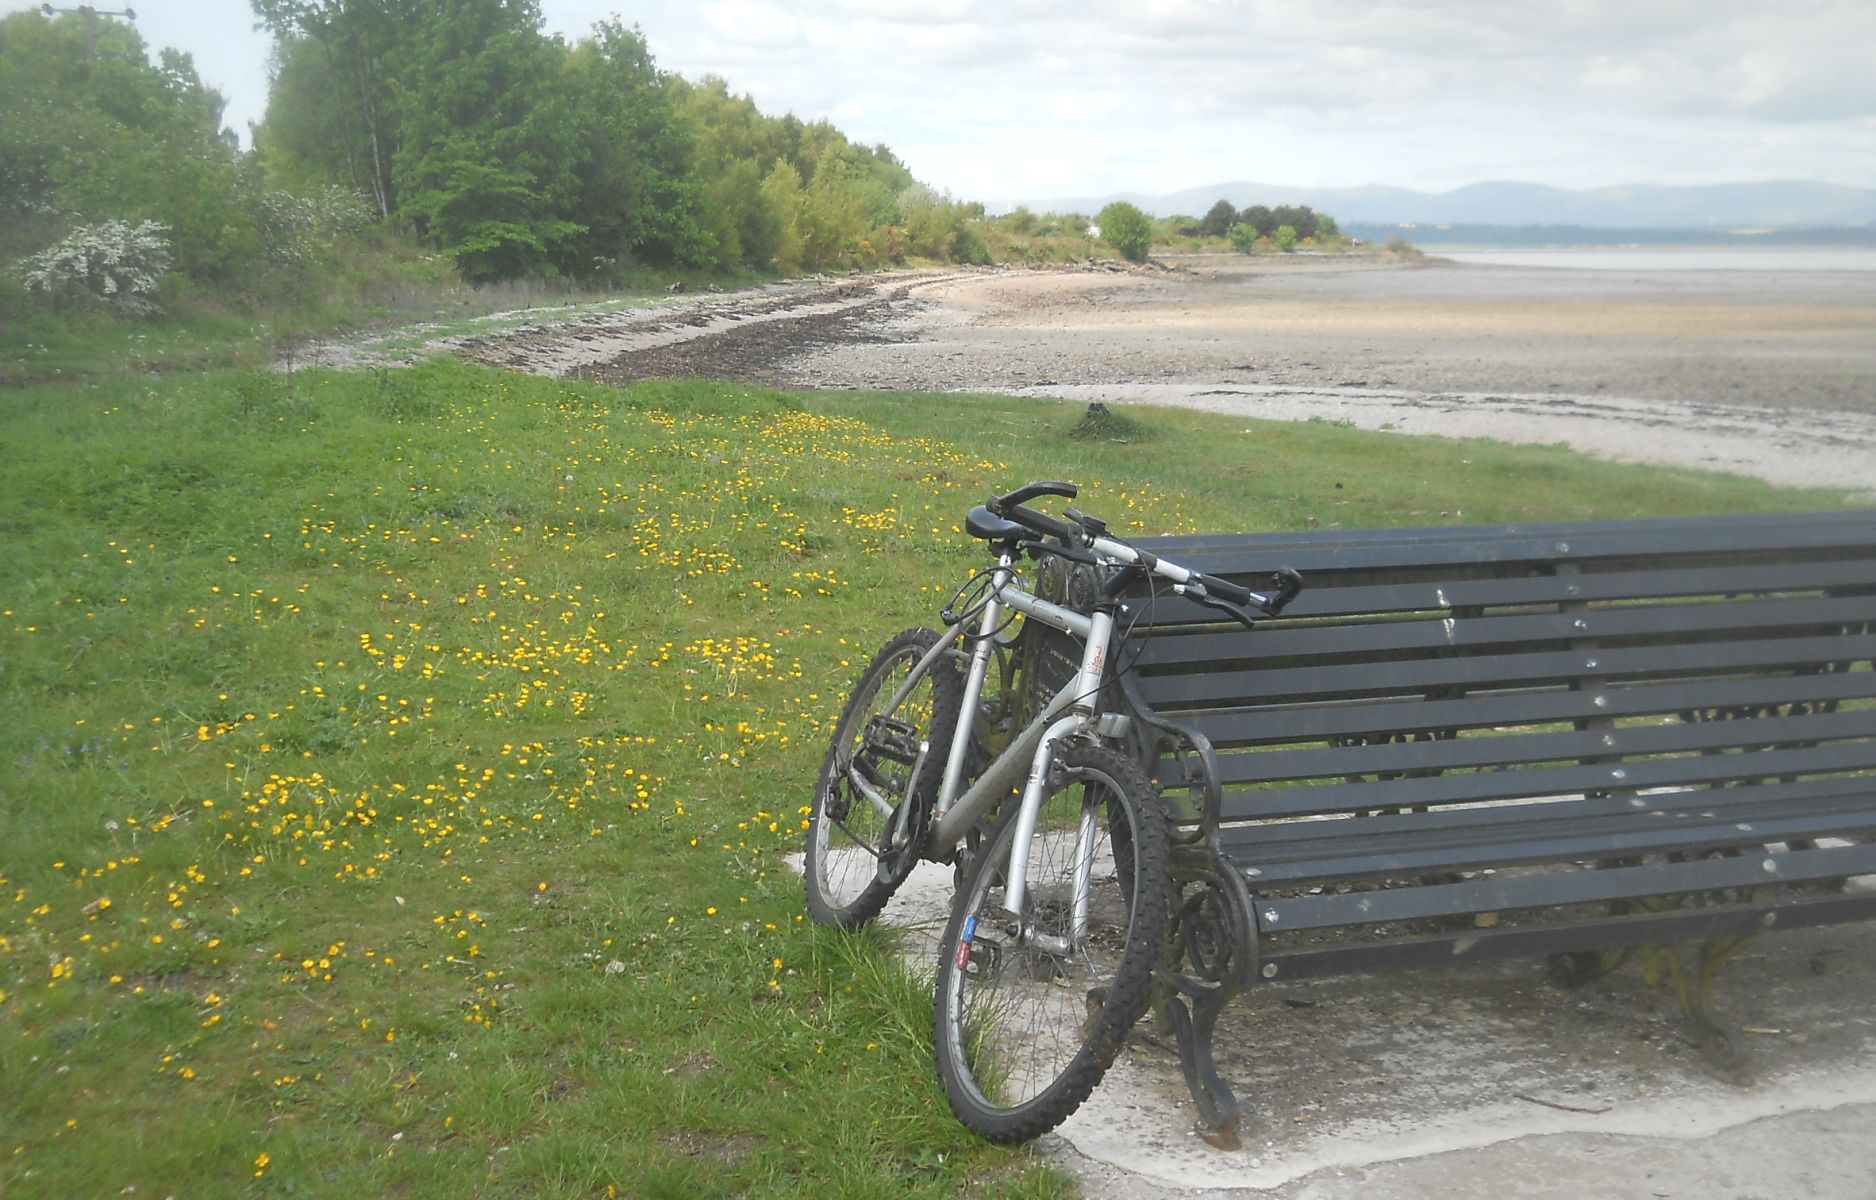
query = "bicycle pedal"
xmin=861 ymin=714 xmax=921 ymax=764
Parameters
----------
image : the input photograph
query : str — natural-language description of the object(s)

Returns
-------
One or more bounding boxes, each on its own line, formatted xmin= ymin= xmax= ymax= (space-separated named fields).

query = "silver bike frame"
xmin=917 ymin=558 xmax=1117 ymax=947
xmin=862 ymin=528 xmax=1223 ymax=947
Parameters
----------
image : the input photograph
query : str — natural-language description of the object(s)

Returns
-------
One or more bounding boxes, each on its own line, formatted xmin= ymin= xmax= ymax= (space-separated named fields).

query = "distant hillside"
xmin=1341 ymin=223 xmax=1876 ymax=248
xmin=1031 ymin=180 xmax=1876 ymax=230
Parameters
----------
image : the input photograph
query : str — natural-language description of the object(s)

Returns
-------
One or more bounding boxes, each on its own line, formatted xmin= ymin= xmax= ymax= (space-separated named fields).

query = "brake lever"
xmin=1186 ymin=585 xmax=1260 ymax=631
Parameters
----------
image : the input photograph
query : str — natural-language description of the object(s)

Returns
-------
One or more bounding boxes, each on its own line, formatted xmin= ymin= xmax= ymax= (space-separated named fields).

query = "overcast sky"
xmin=13 ymin=0 xmax=1874 ymax=203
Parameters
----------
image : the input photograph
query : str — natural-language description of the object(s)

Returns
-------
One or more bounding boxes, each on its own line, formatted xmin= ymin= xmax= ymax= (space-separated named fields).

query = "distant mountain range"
xmin=1028 ymin=180 xmax=1876 ymax=230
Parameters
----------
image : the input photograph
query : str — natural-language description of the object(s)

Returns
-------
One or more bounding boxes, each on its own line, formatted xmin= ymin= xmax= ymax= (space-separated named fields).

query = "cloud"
xmin=696 ymin=1 xmax=808 ymax=49
xmin=514 ymin=2 xmax=1876 ymax=192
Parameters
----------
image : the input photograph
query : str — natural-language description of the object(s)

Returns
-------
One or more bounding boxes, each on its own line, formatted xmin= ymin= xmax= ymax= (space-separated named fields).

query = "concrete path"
xmin=872 ymin=860 xmax=1876 ymax=1198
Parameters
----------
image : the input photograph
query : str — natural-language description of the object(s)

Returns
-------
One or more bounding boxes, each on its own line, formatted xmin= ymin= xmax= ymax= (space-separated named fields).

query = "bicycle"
xmin=802 ymin=481 xmax=1301 ymax=1142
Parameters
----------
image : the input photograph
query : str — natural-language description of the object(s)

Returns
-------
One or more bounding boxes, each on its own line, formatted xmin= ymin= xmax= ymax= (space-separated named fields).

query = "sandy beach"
xmin=804 ymin=253 xmax=1876 ymax=414
xmin=764 ymin=255 xmax=1876 ymax=491
xmin=306 ymin=253 xmax=1876 ymax=491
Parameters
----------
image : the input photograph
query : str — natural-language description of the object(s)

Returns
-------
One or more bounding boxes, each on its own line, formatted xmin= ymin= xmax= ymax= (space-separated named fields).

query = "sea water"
xmin=1439 ymin=248 xmax=1876 ymax=272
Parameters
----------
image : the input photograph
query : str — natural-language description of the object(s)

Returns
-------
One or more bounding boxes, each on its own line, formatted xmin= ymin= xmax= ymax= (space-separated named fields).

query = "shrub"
xmin=1068 ymin=400 xmax=1151 ymax=442
xmin=1096 ymin=201 xmax=1154 ymax=262
xmin=1273 ymin=224 xmax=1298 ymax=252
xmin=0 ymin=273 xmax=29 ymax=324
xmin=254 ymin=185 xmax=372 ymax=273
xmin=1227 ymin=222 xmax=1258 ymax=254
xmin=15 ymin=220 xmax=173 ymax=315
xmin=954 ymin=224 xmax=992 ymax=266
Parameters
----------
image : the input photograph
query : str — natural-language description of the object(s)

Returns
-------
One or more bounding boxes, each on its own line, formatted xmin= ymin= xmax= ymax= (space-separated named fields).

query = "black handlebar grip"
xmin=1266 ymin=567 xmax=1304 ymax=615
xmin=1007 ymin=504 xmax=1078 ymax=542
xmin=1199 ymin=573 xmax=1253 ymax=605
xmin=991 ymin=481 xmax=1078 ymax=513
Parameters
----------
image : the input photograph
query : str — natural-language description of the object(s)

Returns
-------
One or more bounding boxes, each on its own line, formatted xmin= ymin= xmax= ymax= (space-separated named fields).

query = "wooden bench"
xmin=1094 ymin=509 xmax=1876 ymax=1138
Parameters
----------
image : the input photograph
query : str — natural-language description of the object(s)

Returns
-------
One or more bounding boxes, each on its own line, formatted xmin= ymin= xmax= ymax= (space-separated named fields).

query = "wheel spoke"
xmin=934 ymin=745 xmax=1169 ymax=1142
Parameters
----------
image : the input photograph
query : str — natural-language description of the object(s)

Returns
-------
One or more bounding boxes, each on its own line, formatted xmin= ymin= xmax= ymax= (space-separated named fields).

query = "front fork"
xmin=1000 ymin=607 xmax=1116 ymax=952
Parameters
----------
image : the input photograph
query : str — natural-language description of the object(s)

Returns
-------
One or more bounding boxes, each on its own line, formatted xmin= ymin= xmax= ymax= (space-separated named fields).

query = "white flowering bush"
xmin=255 ymin=185 xmax=371 ymax=272
xmin=15 ymin=221 xmax=174 ymax=315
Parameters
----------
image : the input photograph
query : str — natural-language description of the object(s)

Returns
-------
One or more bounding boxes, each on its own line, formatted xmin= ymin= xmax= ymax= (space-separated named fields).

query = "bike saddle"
xmin=964 ymin=504 xmax=1028 ymax=542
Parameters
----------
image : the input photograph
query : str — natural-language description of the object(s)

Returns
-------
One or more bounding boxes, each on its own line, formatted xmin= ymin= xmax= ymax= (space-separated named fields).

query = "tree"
xmin=1238 ymin=204 xmax=1274 ymax=237
xmin=1227 ymin=222 xmax=1257 ymax=254
xmin=899 ymin=184 xmax=953 ymax=259
xmin=1096 ymin=201 xmax=1154 ymax=262
xmin=670 ymin=75 xmax=788 ymax=270
xmin=252 ymin=0 xmax=411 ymax=222
xmin=758 ymin=160 xmax=805 ymax=271
xmin=1272 ymin=204 xmax=1317 ymax=241
xmin=243 ymin=3 xmax=991 ymax=282
xmin=797 ymin=155 xmax=868 ymax=266
xmin=1273 ymin=224 xmax=1298 ymax=252
xmin=1199 ymin=198 xmax=1237 ymax=239
xmin=387 ymin=0 xmax=584 ymax=280
xmin=664 ymin=72 xmax=921 ymax=272
xmin=3 ymin=9 xmax=263 ymax=287
xmin=561 ymin=20 xmax=703 ymax=272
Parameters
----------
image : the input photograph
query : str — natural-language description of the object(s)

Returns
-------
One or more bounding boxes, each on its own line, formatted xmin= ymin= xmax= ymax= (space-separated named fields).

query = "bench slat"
xmin=1220 ymin=779 xmax=1876 ymax=883
xmin=1260 ymin=842 xmax=1876 ymax=931
xmin=1223 ymin=738 xmax=1876 ymax=822
xmin=1190 ymin=704 xmax=1876 ymax=788
xmin=1260 ymin=891 xmax=1876 ymax=980
xmin=1139 ymin=631 xmax=1876 ymax=712
xmin=1145 ymin=511 xmax=1876 ymax=573
xmin=1135 ymin=594 xmax=1876 ymax=675
xmin=1226 ymin=771 xmax=1859 ymax=852
xmin=1132 ymin=558 xmax=1876 ymax=627
xmin=1179 ymin=668 xmax=1876 ymax=749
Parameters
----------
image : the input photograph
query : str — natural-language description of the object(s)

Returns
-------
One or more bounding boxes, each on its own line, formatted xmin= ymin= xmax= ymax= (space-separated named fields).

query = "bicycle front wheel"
xmin=933 ymin=743 xmax=1170 ymax=1143
xmin=804 ymin=628 xmax=962 ymax=929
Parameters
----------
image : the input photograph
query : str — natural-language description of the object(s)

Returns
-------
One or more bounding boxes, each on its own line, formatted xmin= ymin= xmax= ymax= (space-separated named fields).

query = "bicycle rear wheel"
xmin=933 ymin=743 xmax=1169 ymax=1143
xmin=803 ymin=628 xmax=963 ymax=929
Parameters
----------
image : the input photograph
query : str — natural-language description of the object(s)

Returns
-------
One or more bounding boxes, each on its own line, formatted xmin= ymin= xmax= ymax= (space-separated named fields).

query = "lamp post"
xmin=40 ymin=4 xmax=138 ymax=64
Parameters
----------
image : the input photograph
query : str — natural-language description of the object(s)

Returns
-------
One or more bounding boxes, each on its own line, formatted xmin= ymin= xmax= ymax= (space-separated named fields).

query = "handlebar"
xmin=986 ymin=481 xmax=1303 ymax=625
xmin=987 ymin=483 xmax=1080 ymax=544
xmin=991 ymin=481 xmax=1077 ymax=511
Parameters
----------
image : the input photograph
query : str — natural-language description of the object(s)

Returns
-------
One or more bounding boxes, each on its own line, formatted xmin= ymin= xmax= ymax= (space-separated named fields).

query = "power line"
xmin=40 ymin=4 xmax=138 ymax=65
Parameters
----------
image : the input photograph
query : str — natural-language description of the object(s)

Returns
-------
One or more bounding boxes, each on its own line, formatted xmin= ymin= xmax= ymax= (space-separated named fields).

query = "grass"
xmin=0 ymin=360 xmax=1857 ymax=1198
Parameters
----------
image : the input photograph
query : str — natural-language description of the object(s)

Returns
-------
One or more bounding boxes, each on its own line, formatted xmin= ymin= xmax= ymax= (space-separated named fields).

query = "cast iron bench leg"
xmin=1642 ymin=935 xmax=1756 ymax=1081
xmin=1551 ymin=929 xmax=1756 ymax=1081
xmin=1163 ymin=984 xmax=1242 ymax=1146
xmin=1156 ymin=848 xmax=1257 ymax=1146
